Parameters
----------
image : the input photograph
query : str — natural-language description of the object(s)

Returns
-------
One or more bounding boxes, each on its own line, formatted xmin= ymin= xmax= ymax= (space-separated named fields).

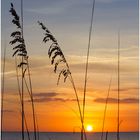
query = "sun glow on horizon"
xmin=86 ymin=125 xmax=93 ymax=132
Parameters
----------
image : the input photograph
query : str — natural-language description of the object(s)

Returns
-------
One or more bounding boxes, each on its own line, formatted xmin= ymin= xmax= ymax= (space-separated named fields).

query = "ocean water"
xmin=3 ymin=132 xmax=139 ymax=140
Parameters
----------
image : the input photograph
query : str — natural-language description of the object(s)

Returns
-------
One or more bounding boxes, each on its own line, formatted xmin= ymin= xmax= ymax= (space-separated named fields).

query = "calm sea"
xmin=2 ymin=132 xmax=139 ymax=140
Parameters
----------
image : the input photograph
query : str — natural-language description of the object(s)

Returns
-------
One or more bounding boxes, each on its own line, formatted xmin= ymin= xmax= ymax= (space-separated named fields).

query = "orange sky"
xmin=2 ymin=81 xmax=139 ymax=132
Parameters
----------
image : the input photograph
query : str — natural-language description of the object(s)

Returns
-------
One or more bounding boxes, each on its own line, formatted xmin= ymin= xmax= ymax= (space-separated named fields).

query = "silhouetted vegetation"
xmin=9 ymin=3 xmax=38 ymax=140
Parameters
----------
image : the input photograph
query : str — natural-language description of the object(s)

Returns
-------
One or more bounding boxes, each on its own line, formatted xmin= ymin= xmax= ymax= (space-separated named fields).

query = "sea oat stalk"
xmin=38 ymin=21 xmax=87 ymax=140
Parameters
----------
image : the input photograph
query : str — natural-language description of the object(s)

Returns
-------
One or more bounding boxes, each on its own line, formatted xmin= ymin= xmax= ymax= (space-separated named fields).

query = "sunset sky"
xmin=1 ymin=0 xmax=139 ymax=132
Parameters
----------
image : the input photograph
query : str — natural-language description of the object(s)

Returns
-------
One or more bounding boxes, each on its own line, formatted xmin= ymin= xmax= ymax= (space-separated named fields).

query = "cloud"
xmin=25 ymin=0 xmax=117 ymax=16
xmin=26 ymin=92 xmax=76 ymax=103
xmin=112 ymin=87 xmax=139 ymax=92
xmin=70 ymin=61 xmax=137 ymax=74
xmin=32 ymin=97 xmax=76 ymax=103
xmin=31 ymin=97 xmax=76 ymax=103
xmin=2 ymin=109 xmax=15 ymax=113
xmin=25 ymin=0 xmax=75 ymax=16
xmin=70 ymin=62 xmax=115 ymax=73
xmin=33 ymin=92 xmax=58 ymax=98
xmin=26 ymin=7 xmax=65 ymax=15
xmin=97 ymin=0 xmax=117 ymax=3
xmin=94 ymin=97 xmax=139 ymax=104
xmin=33 ymin=97 xmax=64 ymax=102
xmin=2 ymin=54 xmax=138 ymax=79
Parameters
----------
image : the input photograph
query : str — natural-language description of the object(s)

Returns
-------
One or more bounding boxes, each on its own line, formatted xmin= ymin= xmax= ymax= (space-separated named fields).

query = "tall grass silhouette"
xmin=117 ymin=31 xmax=120 ymax=140
xmin=82 ymin=0 xmax=95 ymax=139
xmin=9 ymin=3 xmax=26 ymax=139
xmin=9 ymin=2 xmax=38 ymax=140
xmin=1 ymin=41 xmax=7 ymax=140
xmin=38 ymin=21 xmax=86 ymax=140
xmin=15 ymin=56 xmax=31 ymax=140
xmin=101 ymin=75 xmax=112 ymax=140
xmin=105 ymin=131 xmax=108 ymax=140
xmin=38 ymin=1 xmax=96 ymax=140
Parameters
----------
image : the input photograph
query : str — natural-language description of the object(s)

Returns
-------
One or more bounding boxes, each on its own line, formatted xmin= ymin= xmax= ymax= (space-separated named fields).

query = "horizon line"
xmin=2 ymin=131 xmax=139 ymax=133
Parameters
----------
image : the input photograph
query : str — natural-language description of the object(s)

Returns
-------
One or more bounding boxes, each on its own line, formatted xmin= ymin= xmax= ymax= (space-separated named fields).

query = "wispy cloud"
xmin=26 ymin=7 xmax=65 ymax=15
xmin=33 ymin=92 xmax=58 ymax=98
xmin=94 ymin=97 xmax=139 ymax=104
xmin=112 ymin=87 xmax=138 ymax=92
xmin=25 ymin=0 xmax=116 ymax=15
xmin=97 ymin=0 xmax=117 ymax=3
xmin=25 ymin=0 xmax=76 ymax=16
xmin=32 ymin=97 xmax=76 ymax=103
xmin=2 ymin=109 xmax=15 ymax=113
xmin=26 ymin=92 xmax=76 ymax=103
xmin=70 ymin=61 xmax=137 ymax=74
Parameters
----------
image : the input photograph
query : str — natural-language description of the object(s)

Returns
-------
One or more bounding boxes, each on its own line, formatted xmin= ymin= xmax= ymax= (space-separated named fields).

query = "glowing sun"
xmin=86 ymin=125 xmax=93 ymax=132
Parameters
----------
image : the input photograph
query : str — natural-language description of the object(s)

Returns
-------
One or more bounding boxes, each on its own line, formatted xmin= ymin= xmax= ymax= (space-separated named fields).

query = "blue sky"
xmin=1 ymin=0 xmax=139 ymax=94
xmin=2 ymin=0 xmax=138 ymax=55
xmin=1 ymin=0 xmax=138 ymax=82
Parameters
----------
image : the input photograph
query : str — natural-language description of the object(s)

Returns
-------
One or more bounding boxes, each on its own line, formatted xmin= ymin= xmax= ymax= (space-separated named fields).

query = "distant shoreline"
xmin=2 ymin=131 xmax=139 ymax=133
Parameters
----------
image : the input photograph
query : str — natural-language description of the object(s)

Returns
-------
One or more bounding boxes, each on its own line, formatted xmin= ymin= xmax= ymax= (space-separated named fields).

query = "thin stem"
xmin=15 ymin=57 xmax=21 ymax=98
xmin=21 ymin=0 xmax=24 ymax=37
xmin=1 ymin=41 xmax=7 ymax=140
xmin=23 ymin=77 xmax=31 ymax=98
xmin=21 ymin=0 xmax=24 ymax=137
xmin=15 ymin=57 xmax=31 ymax=140
xmin=10 ymin=2 xmax=37 ymax=140
xmin=38 ymin=21 xmax=86 ymax=140
xmin=59 ymin=46 xmax=87 ymax=140
xmin=26 ymin=61 xmax=37 ymax=140
xmin=23 ymin=78 xmax=39 ymax=140
xmin=117 ymin=31 xmax=120 ymax=140
xmin=82 ymin=0 xmax=96 ymax=139
xmin=67 ymin=70 xmax=83 ymax=124
xmin=105 ymin=131 xmax=108 ymax=140
xmin=20 ymin=1 xmax=37 ymax=139
xmin=24 ymin=115 xmax=31 ymax=140
xmin=21 ymin=58 xmax=24 ymax=140
xmin=35 ymin=116 xmax=40 ymax=140
xmin=101 ymin=74 xmax=112 ymax=140
xmin=23 ymin=64 xmax=37 ymax=140
xmin=68 ymin=75 xmax=87 ymax=140
xmin=83 ymin=0 xmax=95 ymax=121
